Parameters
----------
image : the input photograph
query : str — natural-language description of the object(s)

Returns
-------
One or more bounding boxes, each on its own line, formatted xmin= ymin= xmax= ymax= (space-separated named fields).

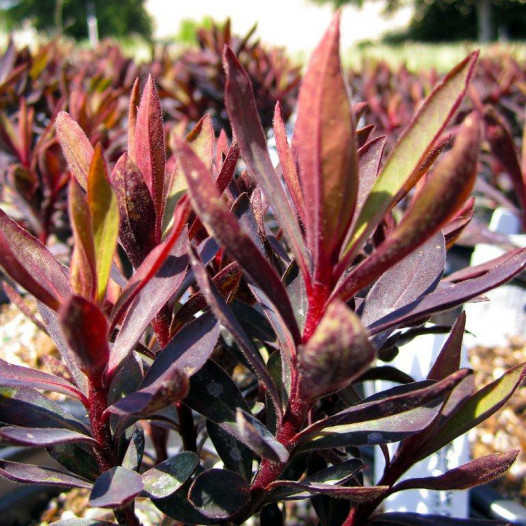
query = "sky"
xmin=146 ymin=0 xmax=413 ymax=52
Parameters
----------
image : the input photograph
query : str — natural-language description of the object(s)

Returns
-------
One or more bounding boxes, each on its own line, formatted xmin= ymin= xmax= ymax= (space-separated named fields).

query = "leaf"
xmin=0 ymin=358 xmax=85 ymax=401
xmin=0 ymin=460 xmax=91 ymax=489
xmin=109 ymin=227 xmax=189 ymax=375
xmin=142 ymin=451 xmax=199 ymax=498
xmin=274 ymin=102 xmax=304 ymax=223
xmin=87 ymin=144 xmax=119 ymax=303
xmin=58 ymin=295 xmax=110 ymax=378
xmin=105 ymin=368 xmax=188 ymax=418
xmin=188 ymin=469 xmax=251 ymax=520
xmin=417 ymin=363 xmax=526 ymax=458
xmin=296 ymin=371 xmax=467 ymax=450
xmin=189 ymin=246 xmax=281 ymax=415
xmin=0 ymin=385 xmax=88 ymax=433
xmin=50 ymin=519 xmax=117 ymax=525
xmin=69 ymin=177 xmax=96 ymax=300
xmin=298 ymin=299 xmax=375 ymax=400
xmin=392 ymin=450 xmax=519 ymax=493
xmin=337 ymin=113 xmax=480 ymax=302
xmin=110 ymin=153 xmax=158 ymax=268
xmin=223 ymin=47 xmax=310 ymax=283
xmin=368 ymin=248 xmax=526 ymax=334
xmin=122 ymin=425 xmax=144 ymax=472
xmin=127 ymin=78 xmax=140 ymax=162
xmin=0 ymin=209 xmax=70 ymax=310
xmin=293 ymin=11 xmax=358 ymax=272
xmin=89 ymin=466 xmax=143 ymax=508
xmin=55 ymin=111 xmax=94 ymax=190
xmin=483 ymin=106 xmax=526 ymax=227
xmin=134 ymin=75 xmax=165 ymax=233
xmin=268 ymin=458 xmax=363 ymax=501
xmin=344 ymin=52 xmax=478 ymax=260
xmin=0 ymin=426 xmax=97 ymax=447
xmin=359 ymin=234 xmax=446 ymax=343
xmin=269 ymin=481 xmax=387 ymax=502
xmin=236 ymin=408 xmax=289 ymax=463
xmin=176 ymin=138 xmax=301 ymax=345
xmin=47 ymin=443 xmax=100 ymax=482
xmin=139 ymin=312 xmax=219 ymax=385
xmin=427 ymin=312 xmax=466 ymax=381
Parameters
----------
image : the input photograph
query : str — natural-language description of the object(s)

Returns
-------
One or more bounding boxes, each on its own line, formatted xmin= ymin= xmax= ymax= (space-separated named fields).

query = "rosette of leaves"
xmin=172 ymin=11 xmax=526 ymax=526
xmin=157 ymin=18 xmax=301 ymax=134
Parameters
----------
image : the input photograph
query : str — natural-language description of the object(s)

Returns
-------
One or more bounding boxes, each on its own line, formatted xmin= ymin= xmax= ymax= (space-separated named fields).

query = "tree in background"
xmin=0 ymin=0 xmax=153 ymax=41
xmin=310 ymin=0 xmax=526 ymax=42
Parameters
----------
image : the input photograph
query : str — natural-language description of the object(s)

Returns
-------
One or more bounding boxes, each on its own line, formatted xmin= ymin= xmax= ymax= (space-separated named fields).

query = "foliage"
xmin=0 ymin=12 xmax=524 ymax=526
xmin=0 ymin=0 xmax=153 ymax=41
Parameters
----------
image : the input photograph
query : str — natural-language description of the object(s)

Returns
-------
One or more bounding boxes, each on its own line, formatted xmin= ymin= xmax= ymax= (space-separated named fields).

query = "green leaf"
xmin=87 ymin=144 xmax=119 ymax=304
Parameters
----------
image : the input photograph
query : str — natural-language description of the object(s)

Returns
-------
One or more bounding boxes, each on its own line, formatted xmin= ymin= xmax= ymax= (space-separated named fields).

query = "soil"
xmin=0 ymin=300 xmax=525 ymax=524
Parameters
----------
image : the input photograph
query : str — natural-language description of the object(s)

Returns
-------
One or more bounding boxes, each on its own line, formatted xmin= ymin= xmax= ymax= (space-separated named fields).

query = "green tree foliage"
xmin=310 ymin=0 xmax=526 ymax=41
xmin=0 ymin=0 xmax=153 ymax=40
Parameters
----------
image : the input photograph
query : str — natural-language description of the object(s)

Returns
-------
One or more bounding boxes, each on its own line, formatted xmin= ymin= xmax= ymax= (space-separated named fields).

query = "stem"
xmin=114 ymin=504 xmax=142 ymax=526
xmin=303 ymin=281 xmax=331 ymax=342
xmin=87 ymin=379 xmax=114 ymax=472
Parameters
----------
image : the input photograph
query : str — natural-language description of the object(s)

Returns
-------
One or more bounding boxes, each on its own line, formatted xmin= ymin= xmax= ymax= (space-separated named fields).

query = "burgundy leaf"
xmin=223 ymin=47 xmax=310 ymax=283
xmin=0 ymin=358 xmax=85 ymax=401
xmin=427 ymin=312 xmax=466 ymax=381
xmin=109 ymin=227 xmax=188 ymax=375
xmin=269 ymin=481 xmax=387 ymax=502
xmin=110 ymin=153 xmax=158 ymax=268
xmin=89 ymin=466 xmax=143 ymax=508
xmin=0 ymin=209 xmax=70 ymax=310
xmin=134 ymin=75 xmax=165 ymax=234
xmin=59 ymin=295 xmax=109 ymax=379
xmin=274 ymin=101 xmax=304 ymax=223
xmin=392 ymin=450 xmax=519 ymax=493
xmin=127 ymin=78 xmax=140 ymax=162
xmin=0 ymin=460 xmax=91 ymax=488
xmin=293 ymin=11 xmax=358 ymax=274
xmin=483 ymin=106 xmax=526 ymax=228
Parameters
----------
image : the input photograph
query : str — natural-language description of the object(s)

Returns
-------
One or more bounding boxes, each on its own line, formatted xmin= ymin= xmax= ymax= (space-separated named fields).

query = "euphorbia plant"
xmin=0 ymin=12 xmax=524 ymax=526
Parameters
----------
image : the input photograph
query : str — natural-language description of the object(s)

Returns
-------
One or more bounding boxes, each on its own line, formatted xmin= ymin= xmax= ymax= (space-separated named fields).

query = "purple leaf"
xmin=369 ymin=248 xmax=526 ymax=334
xmin=109 ymin=227 xmax=189 ymax=375
xmin=89 ymin=466 xmax=143 ymax=508
xmin=236 ymin=408 xmax=289 ymax=463
xmin=367 ymin=512 xmax=509 ymax=525
xmin=140 ymin=312 xmax=219 ymax=385
xmin=359 ymin=234 xmax=445 ymax=344
xmin=189 ymin=246 xmax=282 ymax=415
xmin=269 ymin=481 xmax=387 ymax=502
xmin=58 ymin=295 xmax=109 ymax=379
xmin=298 ymin=299 xmax=375 ymax=400
xmin=105 ymin=368 xmax=188 ymax=418
xmin=0 ymin=460 xmax=91 ymax=488
xmin=0 ymin=358 xmax=85 ymax=401
xmin=392 ymin=450 xmax=519 ymax=493
xmin=176 ymin=138 xmax=301 ymax=345
xmin=297 ymin=371 xmax=468 ymax=450
xmin=223 ymin=47 xmax=310 ymax=283
xmin=189 ymin=469 xmax=251 ymax=520
xmin=0 ymin=426 xmax=97 ymax=447
xmin=293 ymin=11 xmax=358 ymax=274
xmin=0 ymin=209 xmax=70 ymax=310
xmin=142 ymin=451 xmax=199 ymax=498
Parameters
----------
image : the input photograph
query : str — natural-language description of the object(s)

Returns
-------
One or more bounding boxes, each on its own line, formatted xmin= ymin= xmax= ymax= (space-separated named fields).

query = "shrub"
xmin=0 ymin=12 xmax=524 ymax=526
